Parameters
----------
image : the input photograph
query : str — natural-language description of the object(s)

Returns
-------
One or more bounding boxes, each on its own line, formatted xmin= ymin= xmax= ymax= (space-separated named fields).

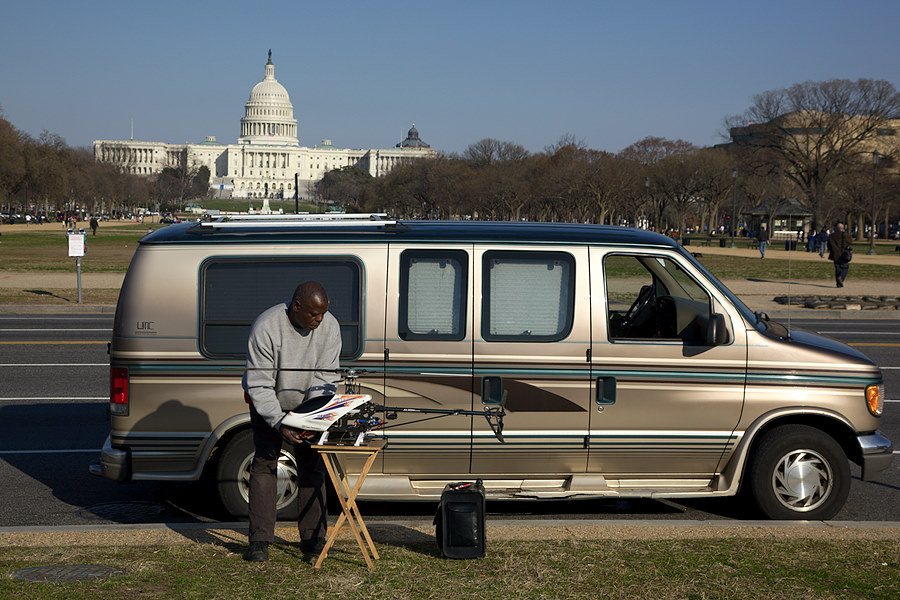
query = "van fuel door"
xmin=595 ymin=376 xmax=616 ymax=411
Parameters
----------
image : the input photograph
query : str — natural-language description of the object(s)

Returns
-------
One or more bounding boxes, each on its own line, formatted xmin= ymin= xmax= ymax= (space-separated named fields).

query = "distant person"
xmin=807 ymin=228 xmax=817 ymax=252
xmin=816 ymin=229 xmax=828 ymax=258
xmin=827 ymin=222 xmax=853 ymax=288
xmin=757 ymin=223 xmax=769 ymax=258
xmin=90 ymin=217 xmax=99 ymax=236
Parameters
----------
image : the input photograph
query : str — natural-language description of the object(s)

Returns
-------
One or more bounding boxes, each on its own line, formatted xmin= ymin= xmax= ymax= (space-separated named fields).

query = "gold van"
xmin=90 ymin=214 xmax=892 ymax=520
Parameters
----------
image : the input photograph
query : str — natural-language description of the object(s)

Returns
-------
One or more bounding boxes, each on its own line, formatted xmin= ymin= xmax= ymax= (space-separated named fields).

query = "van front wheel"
xmin=215 ymin=429 xmax=300 ymax=520
xmin=748 ymin=425 xmax=849 ymax=520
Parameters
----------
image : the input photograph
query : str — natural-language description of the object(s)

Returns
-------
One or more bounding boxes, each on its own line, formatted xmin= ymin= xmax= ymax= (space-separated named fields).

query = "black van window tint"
xmin=201 ymin=259 xmax=361 ymax=359
xmin=482 ymin=251 xmax=574 ymax=342
xmin=605 ymin=254 xmax=710 ymax=343
xmin=400 ymin=250 xmax=468 ymax=341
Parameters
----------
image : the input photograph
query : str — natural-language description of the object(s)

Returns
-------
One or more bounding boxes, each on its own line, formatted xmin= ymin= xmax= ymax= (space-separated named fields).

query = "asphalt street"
xmin=0 ymin=312 xmax=897 ymax=531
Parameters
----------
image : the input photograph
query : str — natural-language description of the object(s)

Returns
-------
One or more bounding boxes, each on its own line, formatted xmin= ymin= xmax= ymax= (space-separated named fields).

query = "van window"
xmin=482 ymin=251 xmax=575 ymax=342
xmin=399 ymin=250 xmax=468 ymax=341
xmin=200 ymin=258 xmax=361 ymax=359
xmin=605 ymin=254 xmax=711 ymax=343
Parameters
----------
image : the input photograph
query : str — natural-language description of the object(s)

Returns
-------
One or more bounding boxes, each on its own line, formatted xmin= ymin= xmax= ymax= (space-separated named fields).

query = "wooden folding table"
xmin=311 ymin=439 xmax=386 ymax=569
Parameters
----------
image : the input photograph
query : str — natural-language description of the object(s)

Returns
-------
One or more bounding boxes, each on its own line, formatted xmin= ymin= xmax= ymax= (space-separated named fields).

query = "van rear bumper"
xmin=858 ymin=432 xmax=893 ymax=482
xmin=87 ymin=435 xmax=130 ymax=482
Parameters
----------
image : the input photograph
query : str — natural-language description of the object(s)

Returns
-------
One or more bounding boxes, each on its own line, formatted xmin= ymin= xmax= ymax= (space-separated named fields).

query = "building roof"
xmin=745 ymin=198 xmax=814 ymax=216
xmin=396 ymin=124 xmax=430 ymax=149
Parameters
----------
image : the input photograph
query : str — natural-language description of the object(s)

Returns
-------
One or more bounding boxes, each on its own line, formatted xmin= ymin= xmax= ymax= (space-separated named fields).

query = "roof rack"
xmin=197 ymin=213 xmax=397 ymax=229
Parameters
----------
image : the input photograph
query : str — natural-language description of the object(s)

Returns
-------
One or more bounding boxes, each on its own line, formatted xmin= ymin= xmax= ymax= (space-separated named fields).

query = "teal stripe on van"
xmin=121 ymin=363 xmax=877 ymax=389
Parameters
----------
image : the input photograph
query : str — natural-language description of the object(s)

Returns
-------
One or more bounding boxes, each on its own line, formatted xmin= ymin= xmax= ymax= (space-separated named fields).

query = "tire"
xmin=747 ymin=424 xmax=849 ymax=520
xmin=215 ymin=429 xmax=300 ymax=520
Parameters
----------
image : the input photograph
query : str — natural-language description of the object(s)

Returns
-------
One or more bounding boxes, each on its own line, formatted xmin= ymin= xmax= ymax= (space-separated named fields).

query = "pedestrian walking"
xmin=757 ymin=223 xmax=769 ymax=258
xmin=816 ymin=229 xmax=828 ymax=258
xmin=826 ymin=222 xmax=853 ymax=287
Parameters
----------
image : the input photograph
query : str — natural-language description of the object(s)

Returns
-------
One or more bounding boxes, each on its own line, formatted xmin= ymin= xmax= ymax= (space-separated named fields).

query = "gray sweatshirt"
xmin=242 ymin=302 xmax=342 ymax=429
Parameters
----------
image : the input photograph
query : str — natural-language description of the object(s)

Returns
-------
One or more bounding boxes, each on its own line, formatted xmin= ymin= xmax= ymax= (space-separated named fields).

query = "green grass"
xmin=1 ymin=537 xmax=897 ymax=600
xmin=201 ymin=199 xmax=322 ymax=213
xmin=1 ymin=227 xmax=896 ymax=280
xmin=694 ymin=254 xmax=898 ymax=280
xmin=0 ymin=224 xmax=156 ymax=272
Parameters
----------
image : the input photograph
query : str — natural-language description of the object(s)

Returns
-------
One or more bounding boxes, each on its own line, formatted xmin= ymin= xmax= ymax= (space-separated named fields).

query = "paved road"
xmin=0 ymin=313 xmax=897 ymax=529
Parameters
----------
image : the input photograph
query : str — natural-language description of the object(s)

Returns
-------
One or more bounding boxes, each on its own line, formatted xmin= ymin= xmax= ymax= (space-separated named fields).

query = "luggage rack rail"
xmin=197 ymin=213 xmax=397 ymax=229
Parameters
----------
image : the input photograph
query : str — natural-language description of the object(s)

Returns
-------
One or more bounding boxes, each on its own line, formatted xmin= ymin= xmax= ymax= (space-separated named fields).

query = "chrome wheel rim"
xmin=238 ymin=450 xmax=299 ymax=510
xmin=772 ymin=449 xmax=833 ymax=513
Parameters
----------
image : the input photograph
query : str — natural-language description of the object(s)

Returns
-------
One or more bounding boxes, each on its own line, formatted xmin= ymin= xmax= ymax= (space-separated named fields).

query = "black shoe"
xmin=300 ymin=537 xmax=326 ymax=554
xmin=244 ymin=541 xmax=269 ymax=562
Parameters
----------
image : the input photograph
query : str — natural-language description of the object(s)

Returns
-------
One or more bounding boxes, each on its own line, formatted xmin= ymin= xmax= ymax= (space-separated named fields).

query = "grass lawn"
xmin=1 ymin=537 xmax=898 ymax=600
xmin=2 ymin=226 xmax=897 ymax=281
xmin=0 ymin=224 xmax=154 ymax=272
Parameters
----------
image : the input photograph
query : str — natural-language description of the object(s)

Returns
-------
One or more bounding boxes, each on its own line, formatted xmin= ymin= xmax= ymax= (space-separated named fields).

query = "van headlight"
xmin=865 ymin=384 xmax=883 ymax=417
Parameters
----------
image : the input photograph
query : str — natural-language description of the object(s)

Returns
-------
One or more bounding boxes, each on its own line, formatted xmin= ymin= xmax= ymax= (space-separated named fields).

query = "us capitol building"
xmin=93 ymin=51 xmax=436 ymax=199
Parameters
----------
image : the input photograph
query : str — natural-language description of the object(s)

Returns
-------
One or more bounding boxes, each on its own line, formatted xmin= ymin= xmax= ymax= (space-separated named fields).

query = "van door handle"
xmin=595 ymin=376 xmax=616 ymax=411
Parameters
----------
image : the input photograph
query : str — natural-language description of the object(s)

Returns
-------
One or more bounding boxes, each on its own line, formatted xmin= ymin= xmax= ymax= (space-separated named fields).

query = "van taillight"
xmin=110 ymin=367 xmax=129 ymax=416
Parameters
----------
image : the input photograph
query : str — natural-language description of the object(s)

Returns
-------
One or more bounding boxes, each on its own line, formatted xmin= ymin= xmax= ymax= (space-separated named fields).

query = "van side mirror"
xmin=706 ymin=313 xmax=728 ymax=346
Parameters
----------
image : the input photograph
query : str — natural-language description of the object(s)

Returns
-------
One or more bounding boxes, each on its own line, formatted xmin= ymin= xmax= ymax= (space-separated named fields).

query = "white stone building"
xmin=94 ymin=51 xmax=436 ymax=199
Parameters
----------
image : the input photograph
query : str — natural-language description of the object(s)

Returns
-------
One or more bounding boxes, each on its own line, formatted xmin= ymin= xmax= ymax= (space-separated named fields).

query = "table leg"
xmin=314 ymin=449 xmax=381 ymax=569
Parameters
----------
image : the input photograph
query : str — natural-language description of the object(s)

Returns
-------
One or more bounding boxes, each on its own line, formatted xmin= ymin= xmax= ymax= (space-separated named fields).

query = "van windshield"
xmin=675 ymin=247 xmax=758 ymax=327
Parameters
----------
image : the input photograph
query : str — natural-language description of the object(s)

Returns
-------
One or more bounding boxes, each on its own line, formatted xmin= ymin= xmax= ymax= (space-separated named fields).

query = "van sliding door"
xmin=471 ymin=245 xmax=592 ymax=475
xmin=382 ymin=245 xmax=474 ymax=476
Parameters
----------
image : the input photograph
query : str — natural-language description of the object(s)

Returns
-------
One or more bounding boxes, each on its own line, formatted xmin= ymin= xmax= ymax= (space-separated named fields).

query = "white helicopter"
xmin=277 ymin=368 xmax=505 ymax=446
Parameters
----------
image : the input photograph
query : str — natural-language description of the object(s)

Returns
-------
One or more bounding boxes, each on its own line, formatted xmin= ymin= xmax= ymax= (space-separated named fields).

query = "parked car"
xmin=91 ymin=215 xmax=892 ymax=520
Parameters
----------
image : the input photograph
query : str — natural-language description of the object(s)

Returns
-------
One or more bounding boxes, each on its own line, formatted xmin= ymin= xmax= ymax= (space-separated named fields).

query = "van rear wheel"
xmin=747 ymin=425 xmax=849 ymax=520
xmin=215 ymin=429 xmax=300 ymax=520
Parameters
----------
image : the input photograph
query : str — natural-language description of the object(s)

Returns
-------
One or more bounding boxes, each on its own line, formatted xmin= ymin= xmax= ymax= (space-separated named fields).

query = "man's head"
xmin=289 ymin=281 xmax=329 ymax=330
xmin=836 ymin=222 xmax=845 ymax=232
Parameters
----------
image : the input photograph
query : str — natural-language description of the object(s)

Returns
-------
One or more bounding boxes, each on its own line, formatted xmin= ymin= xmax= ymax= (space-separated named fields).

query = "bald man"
xmin=242 ymin=281 xmax=342 ymax=561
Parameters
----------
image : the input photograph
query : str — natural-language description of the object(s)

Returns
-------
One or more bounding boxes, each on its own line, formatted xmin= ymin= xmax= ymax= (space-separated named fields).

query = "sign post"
xmin=67 ymin=230 xmax=86 ymax=303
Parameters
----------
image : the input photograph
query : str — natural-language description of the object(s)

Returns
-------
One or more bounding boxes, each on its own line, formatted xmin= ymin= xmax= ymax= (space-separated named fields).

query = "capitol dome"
xmin=239 ymin=51 xmax=299 ymax=146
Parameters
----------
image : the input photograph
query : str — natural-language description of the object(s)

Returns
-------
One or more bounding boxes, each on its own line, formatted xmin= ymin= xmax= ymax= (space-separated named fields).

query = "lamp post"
xmin=730 ymin=167 xmax=738 ymax=248
xmin=644 ymin=176 xmax=650 ymax=230
xmin=868 ymin=150 xmax=879 ymax=255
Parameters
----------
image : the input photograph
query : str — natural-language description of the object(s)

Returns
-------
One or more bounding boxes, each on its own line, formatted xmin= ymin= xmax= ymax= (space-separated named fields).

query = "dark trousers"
xmin=834 ymin=259 xmax=849 ymax=283
xmin=248 ymin=405 xmax=328 ymax=543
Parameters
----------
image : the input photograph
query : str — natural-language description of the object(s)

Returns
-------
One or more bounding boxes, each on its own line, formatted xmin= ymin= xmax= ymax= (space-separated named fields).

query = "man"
xmin=827 ymin=222 xmax=853 ymax=288
xmin=757 ymin=223 xmax=769 ymax=259
xmin=816 ymin=228 xmax=829 ymax=258
xmin=242 ymin=281 xmax=342 ymax=562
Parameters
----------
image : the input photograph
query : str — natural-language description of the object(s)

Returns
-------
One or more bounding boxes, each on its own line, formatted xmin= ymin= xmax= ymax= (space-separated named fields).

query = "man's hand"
xmin=280 ymin=425 xmax=315 ymax=445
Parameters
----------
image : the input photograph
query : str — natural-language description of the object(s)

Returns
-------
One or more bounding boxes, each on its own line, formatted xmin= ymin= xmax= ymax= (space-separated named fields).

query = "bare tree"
xmin=724 ymin=78 xmax=900 ymax=227
xmin=463 ymin=138 xmax=529 ymax=167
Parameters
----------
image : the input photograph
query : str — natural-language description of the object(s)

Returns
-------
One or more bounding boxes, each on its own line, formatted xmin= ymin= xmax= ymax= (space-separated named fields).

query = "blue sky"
xmin=2 ymin=0 xmax=898 ymax=155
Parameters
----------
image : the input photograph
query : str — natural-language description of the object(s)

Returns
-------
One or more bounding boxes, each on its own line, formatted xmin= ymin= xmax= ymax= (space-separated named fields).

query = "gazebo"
xmin=745 ymin=198 xmax=813 ymax=240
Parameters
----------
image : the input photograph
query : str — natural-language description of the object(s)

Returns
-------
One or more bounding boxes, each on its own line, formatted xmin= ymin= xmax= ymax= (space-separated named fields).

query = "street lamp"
xmin=730 ymin=168 xmax=738 ymax=248
xmin=868 ymin=150 xmax=879 ymax=255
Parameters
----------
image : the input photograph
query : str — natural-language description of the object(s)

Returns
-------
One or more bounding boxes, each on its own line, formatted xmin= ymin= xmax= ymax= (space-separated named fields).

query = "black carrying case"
xmin=433 ymin=480 xmax=486 ymax=559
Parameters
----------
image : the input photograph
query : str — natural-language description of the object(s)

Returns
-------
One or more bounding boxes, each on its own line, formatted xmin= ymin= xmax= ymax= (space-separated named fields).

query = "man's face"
xmin=291 ymin=297 xmax=328 ymax=330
